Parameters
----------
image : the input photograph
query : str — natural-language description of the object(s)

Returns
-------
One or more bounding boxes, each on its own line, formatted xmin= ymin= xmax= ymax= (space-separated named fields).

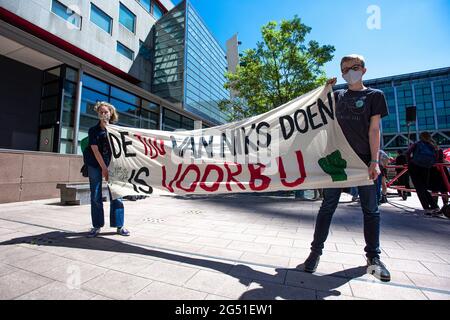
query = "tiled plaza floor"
xmin=0 ymin=190 xmax=449 ymax=300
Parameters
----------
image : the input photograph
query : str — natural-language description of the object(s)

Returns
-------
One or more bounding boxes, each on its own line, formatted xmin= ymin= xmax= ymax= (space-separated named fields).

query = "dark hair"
xmin=419 ymin=131 xmax=437 ymax=148
xmin=340 ymin=54 xmax=366 ymax=69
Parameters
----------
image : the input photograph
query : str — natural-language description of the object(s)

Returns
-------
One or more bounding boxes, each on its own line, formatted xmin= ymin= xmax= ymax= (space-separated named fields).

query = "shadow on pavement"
xmin=163 ymin=193 xmax=450 ymax=236
xmin=1 ymin=231 xmax=367 ymax=300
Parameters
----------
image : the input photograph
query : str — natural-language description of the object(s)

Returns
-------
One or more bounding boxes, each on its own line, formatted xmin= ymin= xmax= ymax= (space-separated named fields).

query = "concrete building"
xmin=334 ymin=67 xmax=450 ymax=151
xmin=225 ymin=33 xmax=240 ymax=99
xmin=0 ymin=0 xmax=232 ymax=202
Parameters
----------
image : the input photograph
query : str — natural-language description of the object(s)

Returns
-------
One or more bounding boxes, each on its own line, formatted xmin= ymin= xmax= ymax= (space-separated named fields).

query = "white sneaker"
xmin=117 ymin=227 xmax=130 ymax=236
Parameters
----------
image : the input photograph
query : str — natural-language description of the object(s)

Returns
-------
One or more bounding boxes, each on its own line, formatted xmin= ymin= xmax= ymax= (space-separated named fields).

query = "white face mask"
xmin=343 ymin=69 xmax=363 ymax=85
xmin=99 ymin=114 xmax=110 ymax=122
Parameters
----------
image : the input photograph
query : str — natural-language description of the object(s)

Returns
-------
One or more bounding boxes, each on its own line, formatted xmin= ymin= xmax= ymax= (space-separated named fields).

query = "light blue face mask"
xmin=343 ymin=69 xmax=363 ymax=85
xmin=99 ymin=114 xmax=110 ymax=122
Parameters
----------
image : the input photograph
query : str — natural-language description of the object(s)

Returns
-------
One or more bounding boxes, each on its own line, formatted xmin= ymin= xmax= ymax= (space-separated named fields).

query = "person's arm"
xmin=91 ymin=145 xmax=109 ymax=181
xmin=405 ymin=144 xmax=415 ymax=162
xmin=368 ymin=115 xmax=382 ymax=180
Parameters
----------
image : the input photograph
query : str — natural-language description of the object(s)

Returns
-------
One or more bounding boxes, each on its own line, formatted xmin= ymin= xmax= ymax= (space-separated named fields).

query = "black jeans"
xmin=408 ymin=162 xmax=438 ymax=210
xmin=310 ymin=183 xmax=381 ymax=259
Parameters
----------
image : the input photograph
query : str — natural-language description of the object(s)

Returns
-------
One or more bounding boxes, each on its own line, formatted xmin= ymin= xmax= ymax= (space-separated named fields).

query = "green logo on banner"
xmin=318 ymin=150 xmax=348 ymax=182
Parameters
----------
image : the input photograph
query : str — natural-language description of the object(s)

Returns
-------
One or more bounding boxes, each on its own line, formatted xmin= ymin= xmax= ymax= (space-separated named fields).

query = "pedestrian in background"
xmin=406 ymin=132 xmax=439 ymax=216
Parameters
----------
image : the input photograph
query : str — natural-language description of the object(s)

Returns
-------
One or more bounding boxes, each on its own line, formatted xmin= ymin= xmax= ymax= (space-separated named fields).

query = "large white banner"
xmin=106 ymin=85 xmax=372 ymax=199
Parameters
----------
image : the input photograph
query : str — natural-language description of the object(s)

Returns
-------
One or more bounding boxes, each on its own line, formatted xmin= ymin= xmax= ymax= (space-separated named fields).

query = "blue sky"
xmin=173 ymin=0 xmax=450 ymax=84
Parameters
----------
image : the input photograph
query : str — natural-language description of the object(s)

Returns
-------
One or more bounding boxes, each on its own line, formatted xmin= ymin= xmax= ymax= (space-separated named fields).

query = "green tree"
xmin=220 ymin=16 xmax=335 ymax=121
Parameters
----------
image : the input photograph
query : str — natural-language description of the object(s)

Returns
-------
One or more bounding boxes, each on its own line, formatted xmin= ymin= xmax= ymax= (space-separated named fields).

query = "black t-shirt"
xmin=84 ymin=122 xmax=112 ymax=168
xmin=334 ymin=88 xmax=389 ymax=164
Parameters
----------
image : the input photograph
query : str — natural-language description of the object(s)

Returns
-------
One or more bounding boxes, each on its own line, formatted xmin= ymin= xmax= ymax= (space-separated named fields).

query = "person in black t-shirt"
xmin=86 ymin=101 xmax=130 ymax=238
xmin=302 ymin=54 xmax=391 ymax=282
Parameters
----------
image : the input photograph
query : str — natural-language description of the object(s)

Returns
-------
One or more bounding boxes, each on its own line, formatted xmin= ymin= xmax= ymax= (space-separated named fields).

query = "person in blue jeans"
xmin=302 ymin=55 xmax=391 ymax=282
xmin=84 ymin=101 xmax=130 ymax=238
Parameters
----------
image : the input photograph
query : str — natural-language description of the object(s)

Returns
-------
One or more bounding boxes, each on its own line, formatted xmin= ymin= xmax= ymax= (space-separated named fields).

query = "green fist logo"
xmin=318 ymin=150 xmax=348 ymax=182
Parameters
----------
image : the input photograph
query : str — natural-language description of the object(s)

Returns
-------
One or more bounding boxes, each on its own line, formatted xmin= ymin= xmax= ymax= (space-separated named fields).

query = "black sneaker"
xmin=303 ymin=252 xmax=320 ymax=273
xmin=367 ymin=257 xmax=391 ymax=282
xmin=380 ymin=195 xmax=388 ymax=204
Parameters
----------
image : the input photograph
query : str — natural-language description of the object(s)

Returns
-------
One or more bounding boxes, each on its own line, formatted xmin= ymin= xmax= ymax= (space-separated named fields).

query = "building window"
xmin=152 ymin=1 xmax=164 ymax=20
xmin=162 ymin=108 xmax=195 ymax=131
xmin=90 ymin=3 xmax=112 ymax=34
xmin=119 ymin=3 xmax=136 ymax=33
xmin=138 ymin=0 xmax=151 ymax=12
xmin=79 ymin=73 xmax=160 ymax=153
xmin=51 ymin=0 xmax=82 ymax=29
xmin=137 ymin=0 xmax=165 ymax=20
xmin=117 ymin=42 xmax=134 ymax=60
xmin=60 ymin=67 xmax=79 ymax=154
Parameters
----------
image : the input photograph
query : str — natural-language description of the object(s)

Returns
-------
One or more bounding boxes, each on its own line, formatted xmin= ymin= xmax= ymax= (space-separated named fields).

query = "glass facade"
xmin=60 ymin=67 xmax=78 ymax=154
xmin=395 ymin=83 xmax=414 ymax=133
xmin=184 ymin=1 xmax=229 ymax=124
xmin=51 ymin=0 xmax=82 ymax=29
xmin=379 ymin=86 xmax=396 ymax=133
xmin=2 ymin=1 xmax=228 ymax=157
xmin=40 ymin=66 xmax=63 ymax=153
xmin=139 ymin=40 xmax=152 ymax=62
xmin=79 ymin=73 xmax=160 ymax=154
xmin=77 ymin=72 xmax=203 ymax=151
xmin=162 ymin=109 xmax=195 ymax=131
xmin=434 ymin=79 xmax=450 ymax=129
xmin=90 ymin=3 xmax=112 ymax=34
xmin=151 ymin=0 xmax=229 ymax=125
xmin=36 ymin=60 xmax=208 ymax=155
xmin=335 ymin=67 xmax=450 ymax=150
xmin=152 ymin=2 xmax=186 ymax=105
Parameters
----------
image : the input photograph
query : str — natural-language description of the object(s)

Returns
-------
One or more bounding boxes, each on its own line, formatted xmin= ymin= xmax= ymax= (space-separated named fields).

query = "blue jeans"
xmin=88 ymin=165 xmax=124 ymax=229
xmin=311 ymin=183 xmax=381 ymax=259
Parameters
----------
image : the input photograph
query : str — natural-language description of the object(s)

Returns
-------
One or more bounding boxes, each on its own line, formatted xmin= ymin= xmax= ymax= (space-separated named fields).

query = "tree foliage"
xmin=220 ymin=16 xmax=335 ymax=121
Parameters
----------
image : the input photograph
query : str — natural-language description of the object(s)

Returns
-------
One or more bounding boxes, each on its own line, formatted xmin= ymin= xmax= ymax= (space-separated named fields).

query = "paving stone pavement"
xmin=0 ymin=190 xmax=449 ymax=300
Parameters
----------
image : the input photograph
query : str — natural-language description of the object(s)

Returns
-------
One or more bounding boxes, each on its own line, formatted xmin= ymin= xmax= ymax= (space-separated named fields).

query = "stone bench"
xmin=56 ymin=183 xmax=109 ymax=205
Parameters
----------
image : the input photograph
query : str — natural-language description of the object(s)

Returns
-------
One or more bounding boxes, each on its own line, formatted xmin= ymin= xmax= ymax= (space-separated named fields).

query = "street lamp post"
xmin=405 ymin=105 xmax=416 ymax=146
